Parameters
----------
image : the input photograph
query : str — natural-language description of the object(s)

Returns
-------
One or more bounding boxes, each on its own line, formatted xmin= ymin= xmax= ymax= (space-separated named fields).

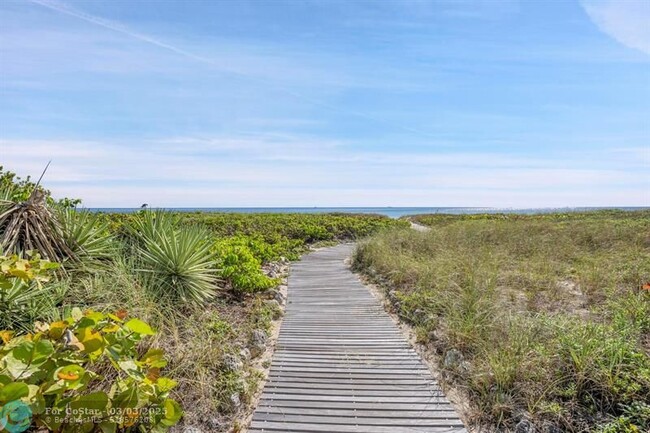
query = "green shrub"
xmin=597 ymin=402 xmax=650 ymax=433
xmin=101 ymin=211 xmax=406 ymax=266
xmin=219 ymin=235 xmax=300 ymax=263
xmin=0 ymin=167 xmax=80 ymax=209
xmin=174 ymin=212 xmax=406 ymax=259
xmin=207 ymin=315 xmax=233 ymax=342
xmin=213 ymin=239 xmax=278 ymax=296
xmin=0 ymin=253 xmax=65 ymax=333
xmin=0 ymin=309 xmax=181 ymax=432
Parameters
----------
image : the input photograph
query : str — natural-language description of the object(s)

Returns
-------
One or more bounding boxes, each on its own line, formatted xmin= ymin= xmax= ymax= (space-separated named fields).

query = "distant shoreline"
xmin=86 ymin=206 xmax=650 ymax=219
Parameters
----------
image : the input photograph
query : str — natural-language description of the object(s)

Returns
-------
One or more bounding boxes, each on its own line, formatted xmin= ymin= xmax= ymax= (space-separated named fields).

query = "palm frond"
xmin=0 ymin=189 xmax=75 ymax=261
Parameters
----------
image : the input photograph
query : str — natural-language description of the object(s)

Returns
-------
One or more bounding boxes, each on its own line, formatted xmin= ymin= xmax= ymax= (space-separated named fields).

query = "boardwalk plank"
xmin=247 ymin=244 xmax=465 ymax=433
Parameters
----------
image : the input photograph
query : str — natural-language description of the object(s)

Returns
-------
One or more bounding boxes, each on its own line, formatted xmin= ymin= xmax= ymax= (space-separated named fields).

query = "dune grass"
xmin=353 ymin=211 xmax=650 ymax=432
xmin=1 ymin=167 xmax=411 ymax=432
xmin=58 ymin=211 xmax=406 ymax=432
xmin=1 ymin=207 xmax=405 ymax=432
xmin=65 ymin=257 xmax=278 ymax=432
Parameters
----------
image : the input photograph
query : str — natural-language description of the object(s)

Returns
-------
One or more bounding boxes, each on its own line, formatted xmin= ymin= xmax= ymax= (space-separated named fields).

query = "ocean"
xmin=87 ymin=207 xmax=648 ymax=219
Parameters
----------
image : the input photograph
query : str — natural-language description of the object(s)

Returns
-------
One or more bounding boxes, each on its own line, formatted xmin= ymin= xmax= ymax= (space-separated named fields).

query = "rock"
xmin=515 ymin=418 xmax=535 ymax=433
xmin=443 ymin=349 xmax=464 ymax=369
xmin=252 ymin=329 xmax=268 ymax=343
xmin=249 ymin=329 xmax=268 ymax=358
xmin=263 ymin=262 xmax=285 ymax=279
xmin=541 ymin=423 xmax=561 ymax=433
xmin=221 ymin=354 xmax=243 ymax=373
xmin=273 ymin=290 xmax=286 ymax=304
xmin=427 ymin=329 xmax=444 ymax=342
xmin=183 ymin=427 xmax=202 ymax=433
xmin=263 ymin=287 xmax=285 ymax=304
xmin=229 ymin=392 xmax=241 ymax=409
xmin=239 ymin=348 xmax=251 ymax=361
xmin=412 ymin=308 xmax=426 ymax=323
xmin=206 ymin=418 xmax=222 ymax=430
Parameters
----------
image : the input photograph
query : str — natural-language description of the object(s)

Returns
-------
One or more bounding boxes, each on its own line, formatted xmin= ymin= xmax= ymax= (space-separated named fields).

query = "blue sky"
xmin=0 ymin=0 xmax=648 ymax=207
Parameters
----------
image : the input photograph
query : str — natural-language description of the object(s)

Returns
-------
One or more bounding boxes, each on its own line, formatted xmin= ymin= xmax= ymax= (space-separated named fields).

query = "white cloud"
xmin=41 ymin=184 xmax=648 ymax=209
xmin=1 ymin=138 xmax=646 ymax=207
xmin=581 ymin=0 xmax=650 ymax=56
xmin=2 ymin=2 xmax=648 ymax=208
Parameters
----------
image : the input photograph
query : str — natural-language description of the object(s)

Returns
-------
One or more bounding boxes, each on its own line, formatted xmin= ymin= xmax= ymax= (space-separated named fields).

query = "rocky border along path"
xmin=247 ymin=244 xmax=466 ymax=433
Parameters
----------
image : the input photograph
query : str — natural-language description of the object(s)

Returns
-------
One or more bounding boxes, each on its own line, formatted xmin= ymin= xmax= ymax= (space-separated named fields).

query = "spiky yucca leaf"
xmin=126 ymin=209 xmax=177 ymax=244
xmin=0 ymin=277 xmax=67 ymax=332
xmin=58 ymin=208 xmax=115 ymax=267
xmin=0 ymin=252 xmax=67 ymax=332
xmin=130 ymin=211 xmax=219 ymax=303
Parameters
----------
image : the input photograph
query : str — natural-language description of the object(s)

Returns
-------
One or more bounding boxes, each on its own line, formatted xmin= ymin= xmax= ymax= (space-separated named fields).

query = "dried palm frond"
xmin=0 ymin=188 xmax=76 ymax=261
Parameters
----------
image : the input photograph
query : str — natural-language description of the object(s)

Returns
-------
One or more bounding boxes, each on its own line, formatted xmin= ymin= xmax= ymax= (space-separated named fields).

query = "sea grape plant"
xmin=0 ymin=309 xmax=182 ymax=432
xmin=212 ymin=238 xmax=278 ymax=296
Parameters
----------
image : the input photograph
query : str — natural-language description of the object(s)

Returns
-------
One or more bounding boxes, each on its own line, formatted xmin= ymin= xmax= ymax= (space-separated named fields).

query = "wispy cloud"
xmin=23 ymin=0 xmax=442 ymax=138
xmin=26 ymin=0 xmax=215 ymax=64
xmin=581 ymin=0 xmax=650 ymax=56
xmin=1 ymin=0 xmax=648 ymax=207
xmin=1 ymin=137 xmax=645 ymax=207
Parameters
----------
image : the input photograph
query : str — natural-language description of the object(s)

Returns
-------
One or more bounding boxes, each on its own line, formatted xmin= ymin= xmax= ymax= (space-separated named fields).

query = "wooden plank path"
xmin=248 ymin=244 xmax=466 ymax=433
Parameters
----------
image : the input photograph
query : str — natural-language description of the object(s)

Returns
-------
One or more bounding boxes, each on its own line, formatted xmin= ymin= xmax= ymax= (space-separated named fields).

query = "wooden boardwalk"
xmin=248 ymin=244 xmax=466 ymax=433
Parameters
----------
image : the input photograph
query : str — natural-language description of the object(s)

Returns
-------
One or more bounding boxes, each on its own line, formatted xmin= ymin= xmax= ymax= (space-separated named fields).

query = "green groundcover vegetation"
xmin=0 ymin=167 xmax=406 ymax=433
xmin=354 ymin=211 xmax=650 ymax=433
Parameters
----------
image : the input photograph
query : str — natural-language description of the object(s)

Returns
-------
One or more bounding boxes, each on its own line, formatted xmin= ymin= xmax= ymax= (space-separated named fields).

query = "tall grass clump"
xmin=353 ymin=211 xmax=650 ymax=432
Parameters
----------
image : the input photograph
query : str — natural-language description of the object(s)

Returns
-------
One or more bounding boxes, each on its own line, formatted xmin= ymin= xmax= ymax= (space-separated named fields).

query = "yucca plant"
xmin=0 ymin=277 xmax=67 ymax=332
xmin=57 ymin=208 xmax=116 ymax=268
xmin=0 ymin=253 xmax=67 ymax=332
xmin=126 ymin=209 xmax=177 ymax=244
xmin=130 ymin=211 xmax=219 ymax=303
